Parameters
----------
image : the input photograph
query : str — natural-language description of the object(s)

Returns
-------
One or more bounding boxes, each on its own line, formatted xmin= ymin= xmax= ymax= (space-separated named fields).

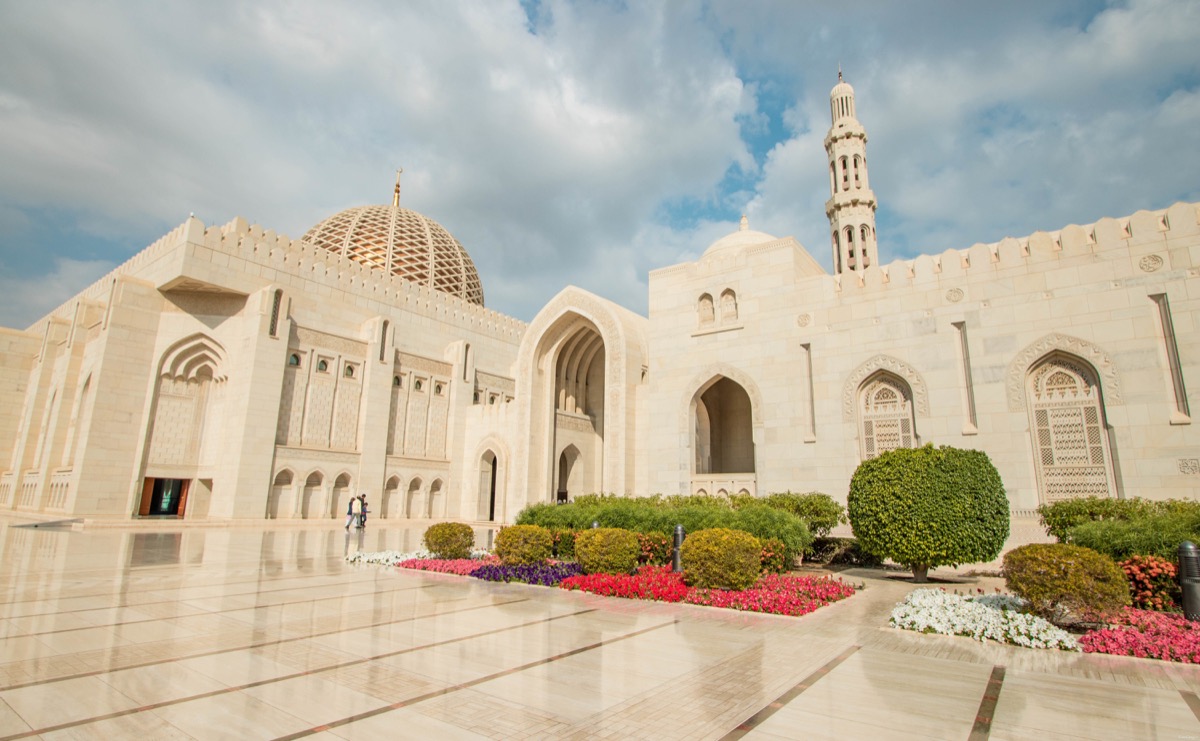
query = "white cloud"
xmin=0 ymin=0 xmax=1197 ymax=326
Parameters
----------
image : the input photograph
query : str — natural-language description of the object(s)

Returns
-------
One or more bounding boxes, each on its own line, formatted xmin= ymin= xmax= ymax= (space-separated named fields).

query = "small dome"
xmin=303 ymin=204 xmax=484 ymax=306
xmin=703 ymin=215 xmax=777 ymax=256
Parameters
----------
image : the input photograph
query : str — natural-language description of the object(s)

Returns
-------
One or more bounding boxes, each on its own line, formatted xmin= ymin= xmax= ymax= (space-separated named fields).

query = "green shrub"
xmin=728 ymin=491 xmax=844 ymax=540
xmin=1037 ymin=496 xmax=1162 ymax=541
xmin=1003 ymin=543 xmax=1130 ymax=624
xmin=759 ymin=538 xmax=788 ymax=574
xmin=550 ymin=528 xmax=578 ymax=560
xmin=574 ymin=528 xmax=640 ymax=574
xmin=680 ymin=528 xmax=762 ymax=590
xmin=848 ymin=444 xmax=1009 ymax=582
xmin=494 ymin=524 xmax=553 ymax=566
xmin=515 ymin=497 xmax=809 ymax=557
xmin=422 ymin=522 xmax=476 ymax=560
xmin=636 ymin=531 xmax=672 ymax=565
xmin=1067 ymin=512 xmax=1200 ymax=561
xmin=727 ymin=505 xmax=811 ymax=565
xmin=808 ymin=537 xmax=883 ymax=567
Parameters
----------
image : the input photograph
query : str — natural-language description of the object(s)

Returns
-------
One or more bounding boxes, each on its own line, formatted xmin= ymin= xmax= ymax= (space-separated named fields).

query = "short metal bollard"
xmin=672 ymin=524 xmax=685 ymax=573
xmin=592 ymin=521 xmax=599 ymax=529
xmin=1179 ymin=541 xmax=1200 ymax=621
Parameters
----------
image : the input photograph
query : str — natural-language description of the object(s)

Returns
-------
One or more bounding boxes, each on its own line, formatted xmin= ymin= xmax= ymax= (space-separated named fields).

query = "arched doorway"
xmin=382 ymin=475 xmax=400 ymax=518
xmin=428 ymin=479 xmax=444 ymax=518
xmin=301 ymin=472 xmax=322 ymax=519
xmin=406 ymin=478 xmax=423 ymax=519
xmin=267 ymin=469 xmax=292 ymax=519
xmin=557 ymin=444 xmax=582 ymax=503
xmin=691 ymin=375 xmax=757 ymax=496
xmin=479 ymin=451 xmax=498 ymax=521
xmin=694 ymin=377 xmax=755 ymax=474
xmin=330 ymin=473 xmax=352 ymax=518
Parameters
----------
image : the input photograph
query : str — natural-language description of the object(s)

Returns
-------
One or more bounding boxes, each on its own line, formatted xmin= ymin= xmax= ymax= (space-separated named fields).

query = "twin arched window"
xmin=697 ymin=289 xmax=738 ymax=327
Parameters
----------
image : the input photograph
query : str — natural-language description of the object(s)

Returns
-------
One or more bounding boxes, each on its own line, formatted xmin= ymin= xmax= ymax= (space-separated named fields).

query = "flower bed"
xmin=687 ymin=572 xmax=857 ymax=616
xmin=469 ymin=561 xmax=583 ymax=585
xmin=560 ymin=565 xmax=856 ymax=617
xmin=397 ymin=556 xmax=499 ymax=575
xmin=891 ymin=588 xmax=1078 ymax=650
xmin=1080 ymin=608 xmax=1200 ymax=663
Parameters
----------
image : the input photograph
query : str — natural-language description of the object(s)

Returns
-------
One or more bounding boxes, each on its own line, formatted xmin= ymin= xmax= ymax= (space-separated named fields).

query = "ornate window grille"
xmin=1027 ymin=355 xmax=1115 ymax=501
xmin=859 ymin=374 xmax=915 ymax=460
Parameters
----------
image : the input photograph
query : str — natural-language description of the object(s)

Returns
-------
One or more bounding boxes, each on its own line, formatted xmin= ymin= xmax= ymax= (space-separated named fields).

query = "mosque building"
xmin=1 ymin=75 xmax=1197 ymax=523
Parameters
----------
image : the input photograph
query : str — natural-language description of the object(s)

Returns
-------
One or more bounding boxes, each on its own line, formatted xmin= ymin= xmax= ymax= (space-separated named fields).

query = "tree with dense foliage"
xmin=847 ymin=444 xmax=1009 ymax=582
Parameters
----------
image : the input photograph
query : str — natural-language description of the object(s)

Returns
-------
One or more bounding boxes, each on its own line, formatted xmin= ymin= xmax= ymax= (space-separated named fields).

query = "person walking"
xmin=357 ymin=494 xmax=369 ymax=529
xmin=344 ymin=494 xmax=358 ymax=530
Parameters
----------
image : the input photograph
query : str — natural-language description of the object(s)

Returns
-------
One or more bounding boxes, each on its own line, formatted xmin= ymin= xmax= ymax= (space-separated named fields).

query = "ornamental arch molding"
xmin=1006 ymin=333 xmax=1122 ymax=412
xmin=841 ymin=355 xmax=929 ymax=421
xmin=678 ymin=363 xmax=766 ymax=430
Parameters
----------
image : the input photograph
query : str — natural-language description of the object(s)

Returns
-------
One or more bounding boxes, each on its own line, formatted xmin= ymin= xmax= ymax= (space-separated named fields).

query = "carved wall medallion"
xmin=945 ymin=288 xmax=964 ymax=303
xmin=1139 ymin=254 xmax=1164 ymax=272
xmin=1180 ymin=459 xmax=1200 ymax=476
xmin=797 ymin=313 xmax=812 ymax=327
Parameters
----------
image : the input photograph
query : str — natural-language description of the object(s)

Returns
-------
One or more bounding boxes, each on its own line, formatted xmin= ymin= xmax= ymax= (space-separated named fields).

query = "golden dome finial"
xmin=392 ymin=167 xmax=403 ymax=208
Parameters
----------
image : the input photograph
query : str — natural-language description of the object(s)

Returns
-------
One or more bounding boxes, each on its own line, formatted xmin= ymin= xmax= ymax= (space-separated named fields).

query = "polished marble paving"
xmin=1 ymin=516 xmax=1198 ymax=740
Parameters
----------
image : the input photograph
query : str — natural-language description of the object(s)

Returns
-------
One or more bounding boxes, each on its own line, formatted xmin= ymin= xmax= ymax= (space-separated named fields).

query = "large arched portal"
xmin=545 ymin=319 xmax=605 ymax=501
xmin=691 ymin=376 xmax=756 ymax=495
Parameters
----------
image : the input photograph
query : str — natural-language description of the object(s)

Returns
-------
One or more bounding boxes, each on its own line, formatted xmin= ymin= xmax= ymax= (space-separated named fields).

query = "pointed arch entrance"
xmin=478 ymin=450 xmax=499 ymax=521
xmin=688 ymin=371 xmax=759 ymax=496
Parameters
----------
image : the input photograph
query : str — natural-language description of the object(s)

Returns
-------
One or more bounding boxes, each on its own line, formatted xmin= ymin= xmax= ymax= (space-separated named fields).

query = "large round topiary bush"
xmin=847 ymin=444 xmax=1009 ymax=582
xmin=680 ymin=528 xmax=762 ymax=591
xmin=1003 ymin=543 xmax=1130 ymax=623
xmin=494 ymin=524 xmax=553 ymax=566
xmin=574 ymin=528 xmax=640 ymax=574
xmin=422 ymin=522 xmax=476 ymax=560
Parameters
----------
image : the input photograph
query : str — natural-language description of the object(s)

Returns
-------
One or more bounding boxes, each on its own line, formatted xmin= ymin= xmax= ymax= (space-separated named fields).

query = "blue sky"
xmin=1 ymin=0 xmax=1197 ymax=327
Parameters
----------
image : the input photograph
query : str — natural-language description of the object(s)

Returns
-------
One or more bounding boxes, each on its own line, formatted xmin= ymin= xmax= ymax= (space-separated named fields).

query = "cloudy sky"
xmin=1 ymin=0 xmax=1197 ymax=328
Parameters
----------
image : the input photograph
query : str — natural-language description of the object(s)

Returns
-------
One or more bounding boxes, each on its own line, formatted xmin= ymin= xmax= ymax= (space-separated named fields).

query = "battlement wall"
xmin=833 ymin=201 xmax=1200 ymax=296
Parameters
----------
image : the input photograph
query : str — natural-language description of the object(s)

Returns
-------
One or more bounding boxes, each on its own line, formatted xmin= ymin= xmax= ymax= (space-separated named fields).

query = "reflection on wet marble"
xmin=1 ymin=515 xmax=1198 ymax=740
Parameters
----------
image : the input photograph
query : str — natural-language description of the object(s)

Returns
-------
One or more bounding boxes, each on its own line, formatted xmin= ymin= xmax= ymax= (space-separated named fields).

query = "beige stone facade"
xmin=2 ymin=78 xmax=1197 ymax=522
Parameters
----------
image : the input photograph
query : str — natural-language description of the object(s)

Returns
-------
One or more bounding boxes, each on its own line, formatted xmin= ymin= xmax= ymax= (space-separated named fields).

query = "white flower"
xmin=890 ymin=588 xmax=1079 ymax=651
xmin=346 ymin=549 xmax=491 ymax=564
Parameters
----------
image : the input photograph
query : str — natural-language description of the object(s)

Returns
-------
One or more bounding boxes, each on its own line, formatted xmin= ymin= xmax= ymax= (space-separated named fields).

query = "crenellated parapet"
xmin=832 ymin=201 xmax=1199 ymax=297
xmin=24 ymin=214 xmax=527 ymax=341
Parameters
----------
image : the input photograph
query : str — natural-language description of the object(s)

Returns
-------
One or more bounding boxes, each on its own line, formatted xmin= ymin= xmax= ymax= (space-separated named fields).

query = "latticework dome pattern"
xmin=302 ymin=205 xmax=484 ymax=306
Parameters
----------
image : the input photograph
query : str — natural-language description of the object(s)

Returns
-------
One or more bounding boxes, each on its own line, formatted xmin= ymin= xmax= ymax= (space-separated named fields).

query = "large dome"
xmin=303 ymin=204 xmax=484 ymax=306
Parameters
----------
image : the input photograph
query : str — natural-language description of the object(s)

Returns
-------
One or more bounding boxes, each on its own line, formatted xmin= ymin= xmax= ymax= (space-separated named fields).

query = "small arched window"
xmin=344 ymin=364 xmax=355 ymax=378
xmin=853 ymin=155 xmax=861 ymax=188
xmin=720 ymin=289 xmax=738 ymax=322
xmin=288 ymin=353 xmax=300 ymax=367
xmin=317 ymin=359 xmax=328 ymax=373
xmin=393 ymin=375 xmax=402 ymax=387
xmin=379 ymin=320 xmax=390 ymax=362
xmin=414 ymin=379 xmax=423 ymax=391
xmin=435 ymin=382 xmax=444 ymax=395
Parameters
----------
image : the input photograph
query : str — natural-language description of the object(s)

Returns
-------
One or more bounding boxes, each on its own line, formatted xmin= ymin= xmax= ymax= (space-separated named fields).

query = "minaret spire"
xmin=824 ymin=71 xmax=878 ymax=274
xmin=392 ymin=167 xmax=403 ymax=207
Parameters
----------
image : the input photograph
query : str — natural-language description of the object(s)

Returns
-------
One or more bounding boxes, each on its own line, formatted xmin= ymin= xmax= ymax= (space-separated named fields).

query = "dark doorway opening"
xmin=139 ymin=478 xmax=189 ymax=517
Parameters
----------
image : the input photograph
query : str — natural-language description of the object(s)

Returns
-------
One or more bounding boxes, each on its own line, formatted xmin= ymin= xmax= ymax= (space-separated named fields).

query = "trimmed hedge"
xmin=680 ymin=528 xmax=762 ymax=590
xmin=848 ymin=444 xmax=1009 ymax=582
xmin=574 ymin=528 xmax=640 ymax=574
xmin=731 ymin=491 xmax=845 ymax=538
xmin=1067 ymin=513 xmax=1200 ymax=561
xmin=1003 ymin=543 xmax=1130 ymax=624
xmin=494 ymin=525 xmax=553 ymax=566
xmin=515 ymin=498 xmax=811 ymax=563
xmin=1038 ymin=496 xmax=1167 ymax=542
xmin=422 ymin=522 xmax=475 ymax=560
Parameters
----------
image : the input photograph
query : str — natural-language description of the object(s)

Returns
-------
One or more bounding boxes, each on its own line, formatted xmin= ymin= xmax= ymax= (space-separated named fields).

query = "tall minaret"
xmin=824 ymin=71 xmax=878 ymax=273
